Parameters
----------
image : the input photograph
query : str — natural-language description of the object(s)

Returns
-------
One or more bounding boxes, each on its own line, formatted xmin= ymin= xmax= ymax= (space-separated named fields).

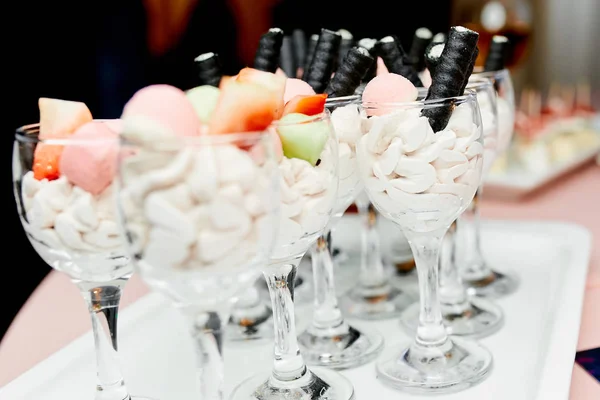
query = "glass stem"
xmin=309 ymin=231 xmax=347 ymax=333
xmin=78 ymin=278 xmax=130 ymax=400
xmin=404 ymin=227 xmax=448 ymax=346
xmin=457 ymin=186 xmax=489 ymax=280
xmin=184 ymin=307 xmax=228 ymax=400
xmin=357 ymin=202 xmax=387 ymax=287
xmin=264 ymin=257 xmax=307 ymax=383
xmin=439 ymin=222 xmax=470 ymax=313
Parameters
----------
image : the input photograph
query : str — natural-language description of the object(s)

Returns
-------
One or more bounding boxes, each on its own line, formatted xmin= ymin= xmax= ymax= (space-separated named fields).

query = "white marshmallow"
xmin=54 ymin=212 xmax=94 ymax=251
xmin=195 ymin=228 xmax=245 ymax=264
xmin=69 ymin=190 xmax=100 ymax=232
xmin=83 ymin=220 xmax=122 ymax=249
xmin=22 ymin=171 xmax=41 ymax=198
xmin=243 ymin=193 xmax=265 ymax=217
xmin=143 ymin=227 xmax=190 ymax=268
xmin=392 ymin=158 xmax=437 ymax=193
xmin=378 ymin=138 xmax=403 ymax=175
xmin=215 ymin=146 xmax=256 ymax=191
xmin=144 ymin=185 xmax=196 ymax=245
xmin=396 ymin=116 xmax=432 ymax=152
xmin=208 ymin=200 xmax=251 ymax=232
xmin=186 ymin=147 xmax=218 ymax=202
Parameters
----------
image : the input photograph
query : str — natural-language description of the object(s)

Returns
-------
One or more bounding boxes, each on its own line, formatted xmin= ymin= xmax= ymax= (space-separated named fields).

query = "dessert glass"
xmin=13 ymin=124 xmax=152 ymax=400
xmin=117 ymin=129 xmax=280 ymax=400
xmin=400 ymin=77 xmax=504 ymax=338
xmin=461 ymin=68 xmax=519 ymax=298
xmin=231 ymin=112 xmax=354 ymax=400
xmin=297 ymin=95 xmax=384 ymax=368
xmin=358 ymin=92 xmax=493 ymax=394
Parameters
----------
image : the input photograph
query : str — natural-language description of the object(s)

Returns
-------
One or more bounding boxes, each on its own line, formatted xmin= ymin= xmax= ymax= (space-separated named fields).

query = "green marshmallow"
xmin=186 ymin=85 xmax=220 ymax=123
xmin=277 ymin=113 xmax=329 ymax=166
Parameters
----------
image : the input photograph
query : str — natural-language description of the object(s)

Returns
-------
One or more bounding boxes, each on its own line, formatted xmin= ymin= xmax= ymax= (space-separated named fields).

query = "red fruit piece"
xmin=237 ymin=68 xmax=286 ymax=117
xmin=282 ymin=94 xmax=328 ymax=116
xmin=208 ymin=80 xmax=281 ymax=134
xmin=33 ymin=143 xmax=63 ymax=181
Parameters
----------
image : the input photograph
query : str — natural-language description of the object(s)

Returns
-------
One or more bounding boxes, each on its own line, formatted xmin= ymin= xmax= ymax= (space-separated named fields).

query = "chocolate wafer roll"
xmin=194 ymin=52 xmax=223 ymax=87
xmin=279 ymin=35 xmax=296 ymax=77
xmin=484 ymin=35 xmax=509 ymax=72
xmin=337 ymin=29 xmax=355 ymax=72
xmin=304 ymin=34 xmax=319 ymax=74
xmin=292 ymin=29 xmax=307 ymax=75
xmin=424 ymin=42 xmax=445 ymax=77
xmin=408 ymin=27 xmax=433 ymax=72
xmin=422 ymin=26 xmax=479 ymax=132
xmin=432 ymin=32 xmax=447 ymax=45
xmin=253 ymin=28 xmax=284 ymax=73
xmin=377 ymin=35 xmax=423 ymax=87
xmin=326 ymin=46 xmax=374 ymax=97
xmin=303 ymin=29 xmax=342 ymax=93
xmin=358 ymin=38 xmax=378 ymax=82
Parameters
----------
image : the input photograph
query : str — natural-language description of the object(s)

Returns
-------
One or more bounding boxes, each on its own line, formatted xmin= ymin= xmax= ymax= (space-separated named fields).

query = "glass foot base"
xmin=400 ymin=297 xmax=504 ymax=339
xmin=297 ymin=324 xmax=384 ymax=369
xmin=230 ymin=366 xmax=355 ymax=400
xmin=376 ymin=336 xmax=492 ymax=395
xmin=340 ymin=284 xmax=416 ymax=320
xmin=226 ymin=304 xmax=273 ymax=342
xmin=463 ymin=268 xmax=519 ymax=299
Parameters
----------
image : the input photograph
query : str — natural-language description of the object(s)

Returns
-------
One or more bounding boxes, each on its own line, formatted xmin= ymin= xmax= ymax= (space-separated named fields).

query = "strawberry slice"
xmin=33 ymin=143 xmax=63 ymax=181
xmin=282 ymin=94 xmax=328 ymax=116
xmin=208 ymin=80 xmax=280 ymax=134
xmin=236 ymin=68 xmax=286 ymax=117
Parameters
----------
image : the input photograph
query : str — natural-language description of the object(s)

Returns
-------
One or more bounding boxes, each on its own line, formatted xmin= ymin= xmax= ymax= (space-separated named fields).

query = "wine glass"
xmin=400 ymin=77 xmax=504 ymax=337
xmin=117 ymin=129 xmax=280 ymax=400
xmin=297 ymin=95 xmax=384 ymax=368
xmin=231 ymin=111 xmax=355 ymax=400
xmin=358 ymin=91 xmax=492 ymax=393
xmin=460 ymin=67 xmax=519 ymax=298
xmin=13 ymin=122 xmax=152 ymax=400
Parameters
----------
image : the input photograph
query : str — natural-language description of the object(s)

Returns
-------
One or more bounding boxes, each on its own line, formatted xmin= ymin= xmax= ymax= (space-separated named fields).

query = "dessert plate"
xmin=484 ymin=138 xmax=600 ymax=201
xmin=0 ymin=218 xmax=591 ymax=400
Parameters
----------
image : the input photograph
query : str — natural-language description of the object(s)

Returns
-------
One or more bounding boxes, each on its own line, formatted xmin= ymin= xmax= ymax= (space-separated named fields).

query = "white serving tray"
xmin=484 ymin=142 xmax=600 ymax=200
xmin=0 ymin=218 xmax=591 ymax=400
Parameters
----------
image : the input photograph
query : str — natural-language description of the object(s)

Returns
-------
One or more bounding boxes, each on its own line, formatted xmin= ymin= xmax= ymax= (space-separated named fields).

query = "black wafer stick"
xmin=292 ymin=29 xmax=307 ymax=76
xmin=358 ymin=38 xmax=378 ymax=82
xmin=432 ymin=32 xmax=447 ymax=45
xmin=408 ymin=27 xmax=433 ymax=72
xmin=194 ymin=52 xmax=223 ymax=87
xmin=484 ymin=35 xmax=510 ymax=72
xmin=303 ymin=29 xmax=342 ymax=93
xmin=460 ymin=46 xmax=480 ymax=93
xmin=376 ymin=35 xmax=423 ymax=87
xmin=424 ymin=42 xmax=445 ymax=77
xmin=422 ymin=26 xmax=479 ymax=132
xmin=326 ymin=46 xmax=374 ymax=97
xmin=337 ymin=29 xmax=355 ymax=72
xmin=303 ymin=34 xmax=319 ymax=74
xmin=279 ymin=35 xmax=296 ymax=77
xmin=253 ymin=28 xmax=284 ymax=73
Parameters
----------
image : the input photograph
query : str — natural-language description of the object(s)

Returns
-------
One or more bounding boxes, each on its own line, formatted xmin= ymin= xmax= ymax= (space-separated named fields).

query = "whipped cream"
xmin=477 ymin=90 xmax=499 ymax=176
xmin=120 ymin=143 xmax=279 ymax=271
xmin=274 ymin=142 xmax=337 ymax=258
xmin=20 ymin=171 xmax=128 ymax=281
xmin=22 ymin=172 xmax=123 ymax=252
xmin=358 ymin=103 xmax=483 ymax=232
xmin=330 ymin=103 xmax=363 ymax=215
xmin=496 ymin=96 xmax=515 ymax=154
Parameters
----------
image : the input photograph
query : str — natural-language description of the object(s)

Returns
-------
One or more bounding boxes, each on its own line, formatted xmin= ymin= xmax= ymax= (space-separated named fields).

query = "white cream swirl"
xmin=358 ymin=103 xmax=483 ymax=232
xmin=273 ymin=143 xmax=337 ymax=258
xmin=120 ymin=143 xmax=278 ymax=271
xmin=21 ymin=172 xmax=123 ymax=252
xmin=330 ymin=103 xmax=362 ymax=214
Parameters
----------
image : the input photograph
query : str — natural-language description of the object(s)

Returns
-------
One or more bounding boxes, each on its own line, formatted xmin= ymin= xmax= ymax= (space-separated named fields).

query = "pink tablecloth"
xmin=1 ymin=163 xmax=599 ymax=396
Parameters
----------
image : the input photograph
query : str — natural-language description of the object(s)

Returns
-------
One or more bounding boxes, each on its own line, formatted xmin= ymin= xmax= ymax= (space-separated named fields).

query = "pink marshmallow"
xmin=376 ymin=57 xmax=389 ymax=76
xmin=59 ymin=121 xmax=119 ymax=195
xmin=284 ymin=78 xmax=315 ymax=104
xmin=122 ymin=84 xmax=200 ymax=137
xmin=362 ymin=73 xmax=419 ymax=116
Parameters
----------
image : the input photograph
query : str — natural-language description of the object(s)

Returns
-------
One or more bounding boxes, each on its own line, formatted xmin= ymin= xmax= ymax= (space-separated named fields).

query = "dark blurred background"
xmin=3 ymin=0 xmax=599 ymax=338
